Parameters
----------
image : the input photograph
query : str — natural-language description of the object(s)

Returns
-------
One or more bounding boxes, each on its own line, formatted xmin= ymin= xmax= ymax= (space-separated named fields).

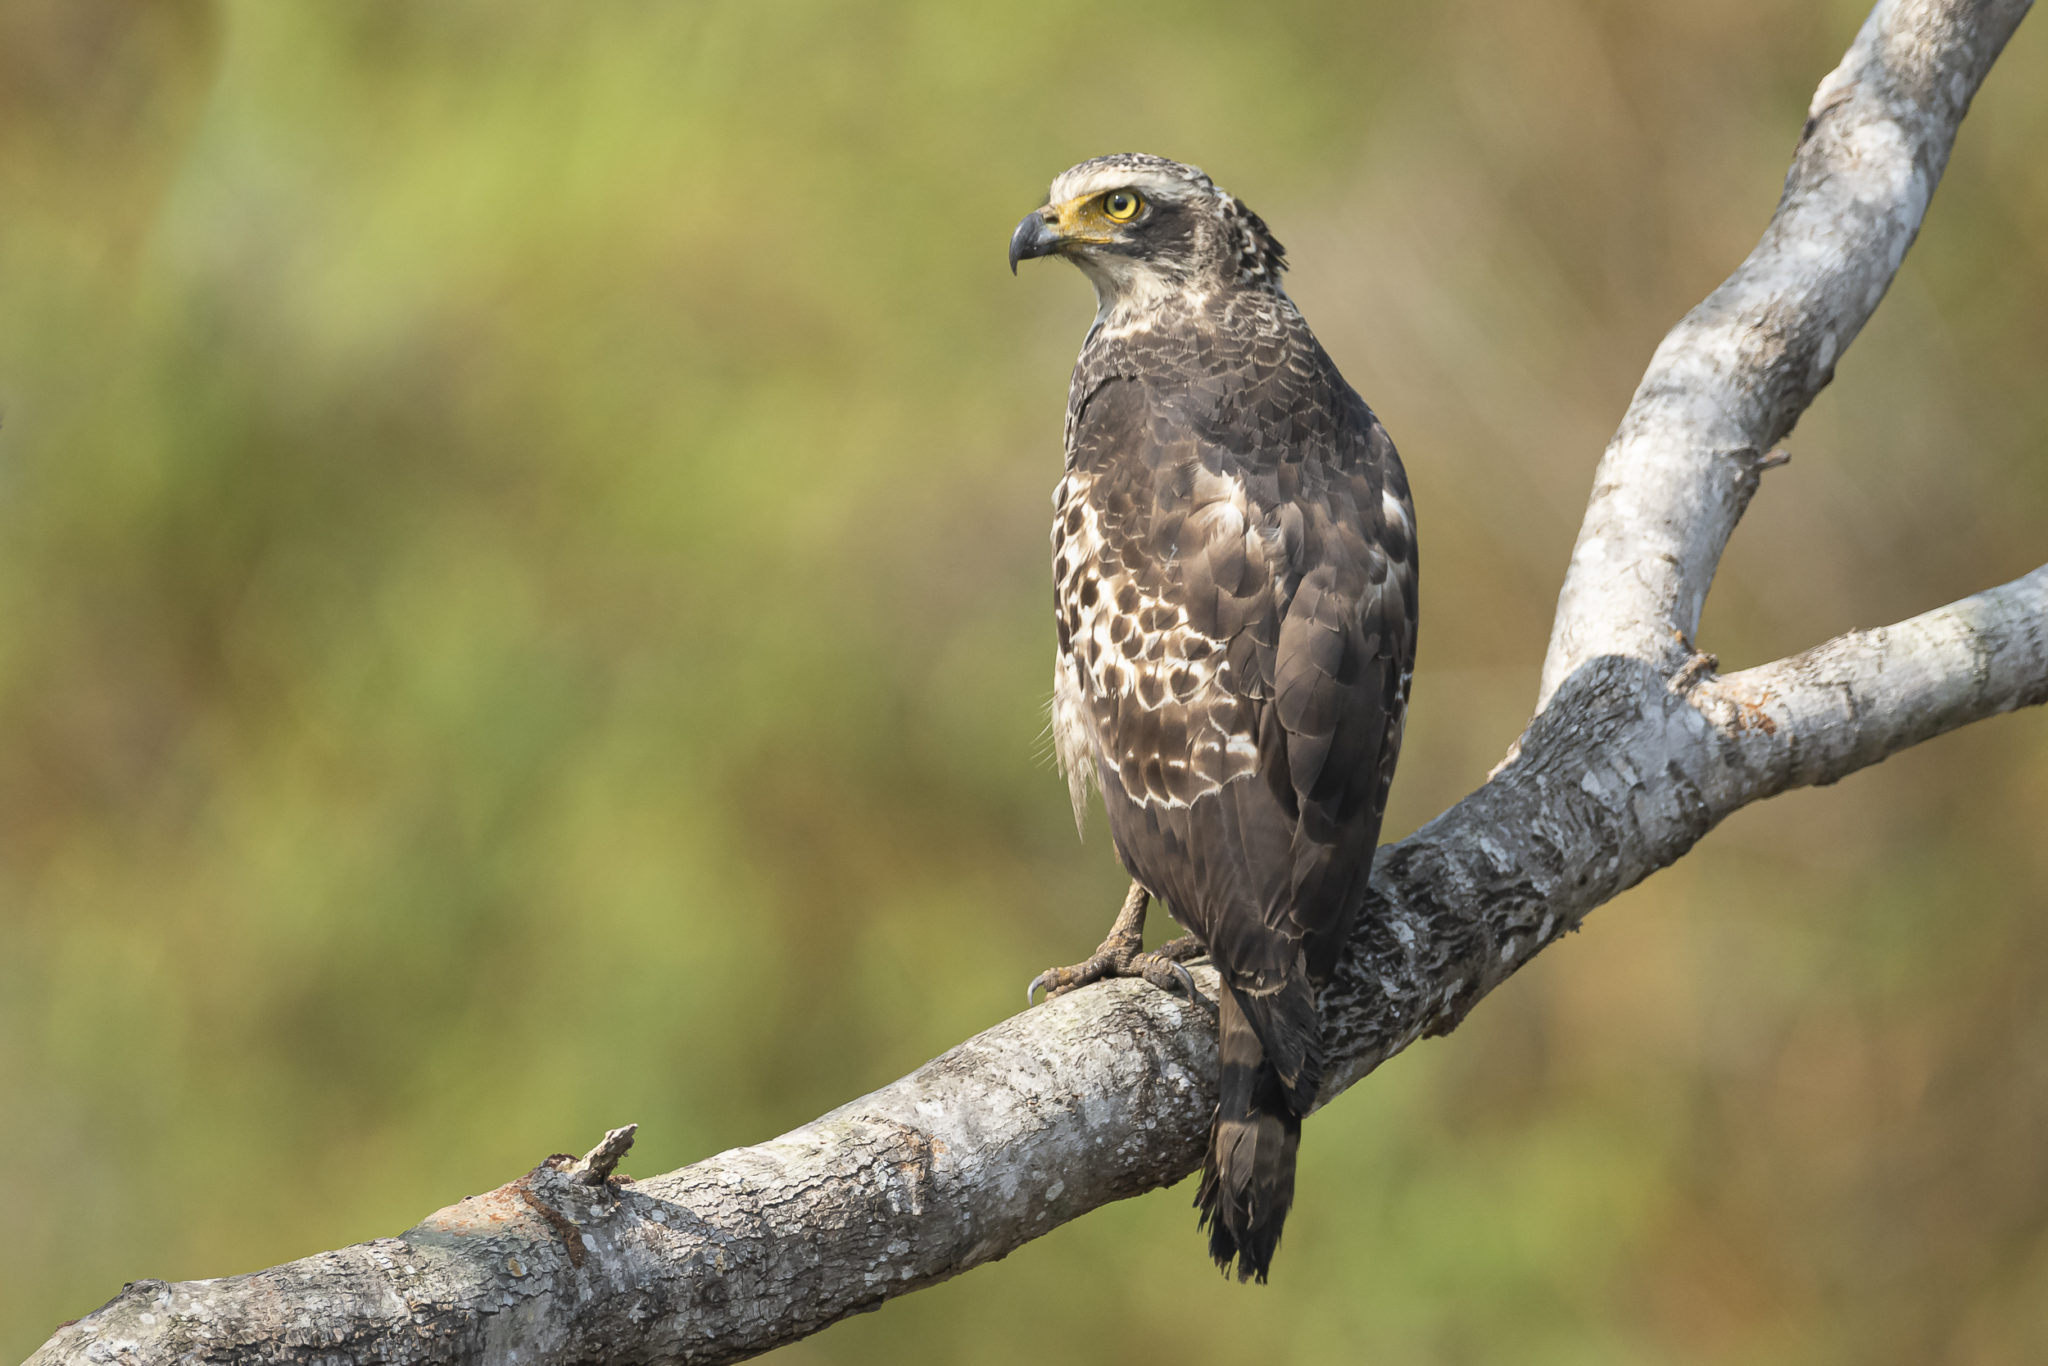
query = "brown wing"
xmin=1055 ymin=317 xmax=1416 ymax=1108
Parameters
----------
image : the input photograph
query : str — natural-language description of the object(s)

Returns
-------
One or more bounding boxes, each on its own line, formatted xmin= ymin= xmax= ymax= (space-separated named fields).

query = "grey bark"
xmin=27 ymin=0 xmax=2043 ymax=1362
xmin=1538 ymin=0 xmax=2034 ymax=708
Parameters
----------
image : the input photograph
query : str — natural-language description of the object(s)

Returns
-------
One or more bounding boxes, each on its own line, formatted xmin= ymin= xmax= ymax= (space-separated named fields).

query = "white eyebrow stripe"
xmin=1049 ymin=164 xmax=1200 ymax=205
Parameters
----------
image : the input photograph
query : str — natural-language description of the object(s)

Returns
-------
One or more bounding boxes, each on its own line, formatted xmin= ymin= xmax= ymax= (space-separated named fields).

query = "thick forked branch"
xmin=27 ymin=1 xmax=2042 ymax=1363
xmin=32 ymin=564 xmax=2045 ymax=1366
xmin=1538 ymin=0 xmax=2033 ymax=708
xmin=1319 ymin=561 xmax=2048 ymax=1097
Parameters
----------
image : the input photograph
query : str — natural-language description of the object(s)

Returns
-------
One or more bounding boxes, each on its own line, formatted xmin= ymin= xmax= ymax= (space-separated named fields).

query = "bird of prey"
xmin=1011 ymin=154 xmax=1418 ymax=1282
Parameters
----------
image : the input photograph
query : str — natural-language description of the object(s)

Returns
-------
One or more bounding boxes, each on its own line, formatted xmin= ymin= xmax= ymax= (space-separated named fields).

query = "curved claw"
xmin=1150 ymin=958 xmax=1216 ymax=1017
xmin=1026 ymin=969 xmax=1058 ymax=1007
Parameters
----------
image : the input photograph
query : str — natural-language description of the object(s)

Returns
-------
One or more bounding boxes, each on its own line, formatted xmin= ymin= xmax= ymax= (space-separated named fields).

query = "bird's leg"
xmin=1032 ymin=881 xmax=1148 ymax=995
xmin=1027 ymin=883 xmax=1215 ymax=1015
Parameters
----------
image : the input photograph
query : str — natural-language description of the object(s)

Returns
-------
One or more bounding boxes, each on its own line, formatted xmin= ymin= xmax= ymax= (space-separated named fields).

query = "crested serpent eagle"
xmin=1011 ymin=154 xmax=1418 ymax=1282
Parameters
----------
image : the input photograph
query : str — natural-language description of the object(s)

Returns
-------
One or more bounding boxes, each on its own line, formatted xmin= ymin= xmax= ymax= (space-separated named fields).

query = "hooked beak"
xmin=1009 ymin=210 xmax=1060 ymax=275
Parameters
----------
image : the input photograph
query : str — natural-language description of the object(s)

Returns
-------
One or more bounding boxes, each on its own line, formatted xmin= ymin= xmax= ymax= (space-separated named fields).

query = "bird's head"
xmin=1009 ymin=153 xmax=1286 ymax=309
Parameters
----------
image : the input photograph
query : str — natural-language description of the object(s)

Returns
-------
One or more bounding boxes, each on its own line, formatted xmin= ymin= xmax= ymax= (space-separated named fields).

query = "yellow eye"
xmin=1102 ymin=190 xmax=1143 ymax=222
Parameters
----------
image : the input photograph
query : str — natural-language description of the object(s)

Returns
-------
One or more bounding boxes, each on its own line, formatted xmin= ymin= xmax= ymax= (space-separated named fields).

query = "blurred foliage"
xmin=2 ymin=1 xmax=2046 ymax=1362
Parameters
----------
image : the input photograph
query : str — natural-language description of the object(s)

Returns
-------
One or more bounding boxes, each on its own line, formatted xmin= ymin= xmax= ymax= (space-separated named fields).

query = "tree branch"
xmin=1699 ymin=563 xmax=2048 ymax=792
xmin=28 ymin=0 xmax=2042 ymax=1362
xmin=1320 ymin=560 xmax=2048 ymax=1098
xmin=1537 ymin=0 xmax=2033 ymax=708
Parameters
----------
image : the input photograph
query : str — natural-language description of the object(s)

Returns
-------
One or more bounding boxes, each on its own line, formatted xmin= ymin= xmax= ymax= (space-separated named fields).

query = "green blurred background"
xmin=3 ymin=1 xmax=2045 ymax=1362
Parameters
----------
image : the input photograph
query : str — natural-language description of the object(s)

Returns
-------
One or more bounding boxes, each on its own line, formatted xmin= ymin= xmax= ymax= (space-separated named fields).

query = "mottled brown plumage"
xmin=1015 ymin=154 xmax=1418 ymax=1281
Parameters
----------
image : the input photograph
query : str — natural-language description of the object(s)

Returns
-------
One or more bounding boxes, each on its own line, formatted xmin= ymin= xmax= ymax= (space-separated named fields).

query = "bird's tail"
xmin=1194 ymin=985 xmax=1304 ymax=1282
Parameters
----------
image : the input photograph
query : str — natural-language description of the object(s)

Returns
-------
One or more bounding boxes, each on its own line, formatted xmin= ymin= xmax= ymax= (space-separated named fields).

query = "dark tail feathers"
xmin=1194 ymin=986 xmax=1305 ymax=1282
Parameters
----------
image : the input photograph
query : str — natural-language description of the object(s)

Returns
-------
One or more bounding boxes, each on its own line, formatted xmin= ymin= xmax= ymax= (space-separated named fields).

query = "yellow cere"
xmin=1051 ymin=194 xmax=1133 ymax=244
